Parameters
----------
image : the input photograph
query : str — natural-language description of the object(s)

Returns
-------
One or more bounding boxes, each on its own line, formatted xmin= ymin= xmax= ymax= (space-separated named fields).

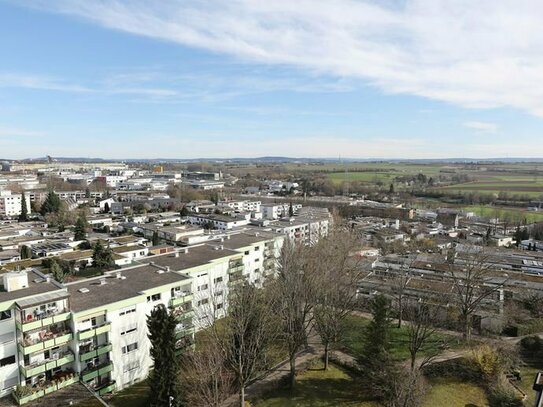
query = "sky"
xmin=1 ymin=0 xmax=543 ymax=159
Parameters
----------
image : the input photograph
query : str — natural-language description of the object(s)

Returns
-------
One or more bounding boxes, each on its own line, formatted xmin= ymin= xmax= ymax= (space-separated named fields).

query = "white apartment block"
xmin=0 ymin=191 xmax=31 ymax=218
xmin=261 ymin=203 xmax=302 ymax=220
xmin=218 ymin=200 xmax=261 ymax=213
xmin=188 ymin=214 xmax=250 ymax=231
xmin=0 ymin=231 xmax=284 ymax=405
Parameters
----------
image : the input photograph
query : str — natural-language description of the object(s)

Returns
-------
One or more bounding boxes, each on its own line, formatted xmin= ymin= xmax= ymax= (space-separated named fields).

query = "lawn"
xmin=108 ymin=380 xmax=150 ymax=407
xmin=339 ymin=315 xmax=462 ymax=362
xmin=253 ymin=361 xmax=379 ymax=407
xmin=423 ymin=377 xmax=488 ymax=407
xmin=253 ymin=360 xmax=488 ymax=407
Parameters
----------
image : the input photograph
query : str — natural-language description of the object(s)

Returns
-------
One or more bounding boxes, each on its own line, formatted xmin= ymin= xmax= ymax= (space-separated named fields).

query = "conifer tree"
xmin=18 ymin=192 xmax=29 ymax=222
xmin=147 ymin=305 xmax=181 ymax=407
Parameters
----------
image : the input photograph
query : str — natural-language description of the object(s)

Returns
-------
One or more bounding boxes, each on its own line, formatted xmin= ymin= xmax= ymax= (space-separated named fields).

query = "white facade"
xmin=0 ymin=191 xmax=30 ymax=218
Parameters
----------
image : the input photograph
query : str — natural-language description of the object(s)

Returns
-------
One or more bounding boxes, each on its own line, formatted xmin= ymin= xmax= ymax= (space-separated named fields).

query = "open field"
xmin=464 ymin=205 xmax=543 ymax=223
xmin=253 ymin=361 xmax=489 ymax=407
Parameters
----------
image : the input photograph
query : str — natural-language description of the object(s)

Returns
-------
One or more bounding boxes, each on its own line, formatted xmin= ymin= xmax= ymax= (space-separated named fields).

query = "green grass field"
xmin=464 ymin=205 xmax=543 ymax=223
xmin=339 ymin=315 xmax=462 ymax=362
xmin=254 ymin=361 xmax=488 ymax=407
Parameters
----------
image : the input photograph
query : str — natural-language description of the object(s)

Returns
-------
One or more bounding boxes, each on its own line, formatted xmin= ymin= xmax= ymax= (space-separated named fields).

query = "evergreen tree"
xmin=152 ymin=231 xmax=160 ymax=246
xmin=18 ymin=192 xmax=29 ymax=222
xmin=103 ymin=202 xmax=110 ymax=213
xmin=180 ymin=205 xmax=189 ymax=217
xmin=92 ymin=241 xmax=115 ymax=270
xmin=147 ymin=305 xmax=181 ymax=407
xmin=389 ymin=183 xmax=394 ymax=194
xmin=74 ymin=216 xmax=87 ymax=241
xmin=85 ymin=188 xmax=91 ymax=198
xmin=288 ymin=202 xmax=294 ymax=217
xmin=50 ymin=260 xmax=65 ymax=283
xmin=19 ymin=245 xmax=32 ymax=260
xmin=40 ymin=191 xmax=61 ymax=215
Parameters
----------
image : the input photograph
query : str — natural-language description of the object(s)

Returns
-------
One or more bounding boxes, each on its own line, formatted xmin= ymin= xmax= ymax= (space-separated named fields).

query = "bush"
xmin=487 ymin=384 xmax=523 ymax=407
xmin=520 ymin=335 xmax=542 ymax=352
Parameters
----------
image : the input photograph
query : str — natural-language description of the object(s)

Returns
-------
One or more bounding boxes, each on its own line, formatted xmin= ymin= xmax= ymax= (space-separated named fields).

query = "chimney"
xmin=174 ymin=251 xmax=180 ymax=258
xmin=116 ymin=272 xmax=122 ymax=279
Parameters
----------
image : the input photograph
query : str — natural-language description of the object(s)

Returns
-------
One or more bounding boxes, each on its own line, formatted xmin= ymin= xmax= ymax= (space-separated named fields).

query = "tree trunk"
xmin=324 ymin=342 xmax=329 ymax=370
xmin=240 ymin=386 xmax=245 ymax=407
xmin=289 ymin=353 xmax=296 ymax=389
xmin=462 ymin=313 xmax=472 ymax=343
xmin=410 ymin=352 xmax=416 ymax=372
xmin=397 ymin=301 xmax=403 ymax=328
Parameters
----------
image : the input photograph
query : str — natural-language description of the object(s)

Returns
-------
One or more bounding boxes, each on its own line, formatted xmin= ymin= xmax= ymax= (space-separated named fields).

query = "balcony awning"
xmin=16 ymin=291 xmax=69 ymax=309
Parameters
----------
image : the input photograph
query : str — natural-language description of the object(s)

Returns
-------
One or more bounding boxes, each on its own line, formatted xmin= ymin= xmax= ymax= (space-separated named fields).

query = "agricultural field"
xmin=464 ymin=205 xmax=543 ymax=223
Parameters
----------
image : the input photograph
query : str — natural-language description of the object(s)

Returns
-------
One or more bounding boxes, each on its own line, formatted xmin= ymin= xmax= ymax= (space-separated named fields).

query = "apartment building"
xmin=218 ymin=200 xmax=261 ymax=213
xmin=0 ymin=230 xmax=284 ymax=405
xmin=0 ymin=191 xmax=31 ymax=218
xmin=187 ymin=213 xmax=250 ymax=231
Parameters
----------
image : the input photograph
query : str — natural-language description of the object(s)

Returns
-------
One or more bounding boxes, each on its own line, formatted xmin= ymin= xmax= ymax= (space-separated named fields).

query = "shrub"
xmin=520 ymin=335 xmax=542 ymax=352
xmin=487 ymin=384 xmax=523 ymax=407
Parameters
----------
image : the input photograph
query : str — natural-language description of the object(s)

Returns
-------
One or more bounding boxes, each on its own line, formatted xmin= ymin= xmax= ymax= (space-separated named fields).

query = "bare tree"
xmin=182 ymin=333 xmax=234 ymax=407
xmin=273 ymin=240 xmax=319 ymax=388
xmin=220 ymin=283 xmax=278 ymax=406
xmin=403 ymin=297 xmax=447 ymax=371
xmin=312 ymin=229 xmax=365 ymax=369
xmin=448 ymin=249 xmax=508 ymax=342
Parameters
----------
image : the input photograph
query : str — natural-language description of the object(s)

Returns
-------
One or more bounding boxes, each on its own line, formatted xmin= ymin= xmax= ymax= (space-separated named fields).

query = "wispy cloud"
xmin=463 ymin=121 xmax=498 ymax=133
xmin=0 ymin=126 xmax=46 ymax=137
xmin=17 ymin=0 xmax=543 ymax=116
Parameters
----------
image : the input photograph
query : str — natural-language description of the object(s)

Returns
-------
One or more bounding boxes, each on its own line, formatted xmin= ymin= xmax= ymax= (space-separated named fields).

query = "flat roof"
xmin=66 ymin=265 xmax=191 ymax=312
xmin=143 ymin=244 xmax=239 ymax=272
xmin=0 ymin=269 xmax=64 ymax=306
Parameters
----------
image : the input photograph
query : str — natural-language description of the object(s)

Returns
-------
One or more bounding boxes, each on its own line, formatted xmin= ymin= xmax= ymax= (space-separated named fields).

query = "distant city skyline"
xmin=1 ymin=1 xmax=543 ymax=159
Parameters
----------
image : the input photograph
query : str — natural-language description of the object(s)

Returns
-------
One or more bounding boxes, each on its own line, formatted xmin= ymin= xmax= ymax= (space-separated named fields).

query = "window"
xmin=213 ymin=277 xmax=223 ymax=284
xmin=198 ymin=298 xmax=209 ymax=306
xmin=119 ymin=306 xmax=136 ymax=316
xmin=122 ymin=342 xmax=138 ymax=354
xmin=255 ymin=258 xmax=260 ymax=262
xmin=123 ymin=361 xmax=140 ymax=373
xmin=214 ymin=291 xmax=223 ymax=297
xmin=254 ymin=246 xmax=260 ymax=251
xmin=0 ymin=355 xmax=15 ymax=367
xmin=2 ymin=376 xmax=17 ymax=391
xmin=0 ymin=310 xmax=11 ymax=321
xmin=197 ymin=273 xmax=208 ymax=278
xmin=198 ymin=284 xmax=208 ymax=291
xmin=254 ymin=268 xmax=260 ymax=273
xmin=215 ymin=303 xmax=223 ymax=310
xmin=146 ymin=293 xmax=161 ymax=302
xmin=121 ymin=325 xmax=137 ymax=336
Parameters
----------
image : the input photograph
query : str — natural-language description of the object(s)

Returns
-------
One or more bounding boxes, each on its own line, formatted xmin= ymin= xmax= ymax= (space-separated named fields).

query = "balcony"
xmin=170 ymin=293 xmax=193 ymax=307
xmin=78 ymin=322 xmax=111 ymax=341
xmin=12 ymin=373 xmax=78 ymax=405
xmin=18 ymin=310 xmax=71 ymax=333
xmin=175 ymin=336 xmax=195 ymax=354
xmin=175 ymin=324 xmax=195 ymax=339
xmin=19 ymin=331 xmax=73 ymax=356
xmin=80 ymin=343 xmax=113 ymax=362
xmin=173 ymin=309 xmax=194 ymax=321
xmin=95 ymin=380 xmax=116 ymax=396
xmin=81 ymin=361 xmax=113 ymax=382
xmin=20 ymin=351 xmax=75 ymax=378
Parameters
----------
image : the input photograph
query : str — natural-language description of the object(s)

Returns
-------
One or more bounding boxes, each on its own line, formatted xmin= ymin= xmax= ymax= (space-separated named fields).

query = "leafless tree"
xmin=312 ymin=228 xmax=365 ymax=369
xmin=403 ymin=297 xmax=447 ymax=371
xmin=181 ymin=333 xmax=234 ymax=407
xmin=448 ymin=249 xmax=508 ymax=342
xmin=220 ymin=282 xmax=278 ymax=406
xmin=273 ymin=240 xmax=319 ymax=388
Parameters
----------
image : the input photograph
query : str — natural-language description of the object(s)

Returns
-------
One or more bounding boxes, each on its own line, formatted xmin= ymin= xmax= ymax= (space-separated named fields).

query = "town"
xmin=0 ymin=158 xmax=542 ymax=407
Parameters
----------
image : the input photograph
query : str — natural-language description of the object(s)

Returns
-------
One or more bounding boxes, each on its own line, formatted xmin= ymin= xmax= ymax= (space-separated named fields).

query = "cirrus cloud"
xmin=14 ymin=0 xmax=543 ymax=117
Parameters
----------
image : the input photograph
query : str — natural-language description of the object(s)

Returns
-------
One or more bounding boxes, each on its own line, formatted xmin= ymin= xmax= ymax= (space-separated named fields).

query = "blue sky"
xmin=1 ymin=0 xmax=543 ymax=159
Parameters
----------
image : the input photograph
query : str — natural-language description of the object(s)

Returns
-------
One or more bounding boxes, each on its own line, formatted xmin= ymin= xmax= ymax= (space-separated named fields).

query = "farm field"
xmin=464 ymin=205 xmax=543 ymax=223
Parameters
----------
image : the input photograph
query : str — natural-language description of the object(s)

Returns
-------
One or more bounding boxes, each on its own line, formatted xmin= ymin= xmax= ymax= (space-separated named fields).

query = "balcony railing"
xmin=19 ymin=351 xmax=75 ymax=378
xmin=81 ymin=360 xmax=113 ymax=382
xmin=78 ymin=322 xmax=111 ymax=341
xmin=12 ymin=373 xmax=78 ymax=405
xmin=19 ymin=331 xmax=73 ymax=356
xmin=170 ymin=293 xmax=193 ymax=307
xmin=80 ymin=343 xmax=113 ymax=362
xmin=18 ymin=310 xmax=71 ymax=333
xmin=95 ymin=380 xmax=116 ymax=396
xmin=175 ymin=324 xmax=195 ymax=339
